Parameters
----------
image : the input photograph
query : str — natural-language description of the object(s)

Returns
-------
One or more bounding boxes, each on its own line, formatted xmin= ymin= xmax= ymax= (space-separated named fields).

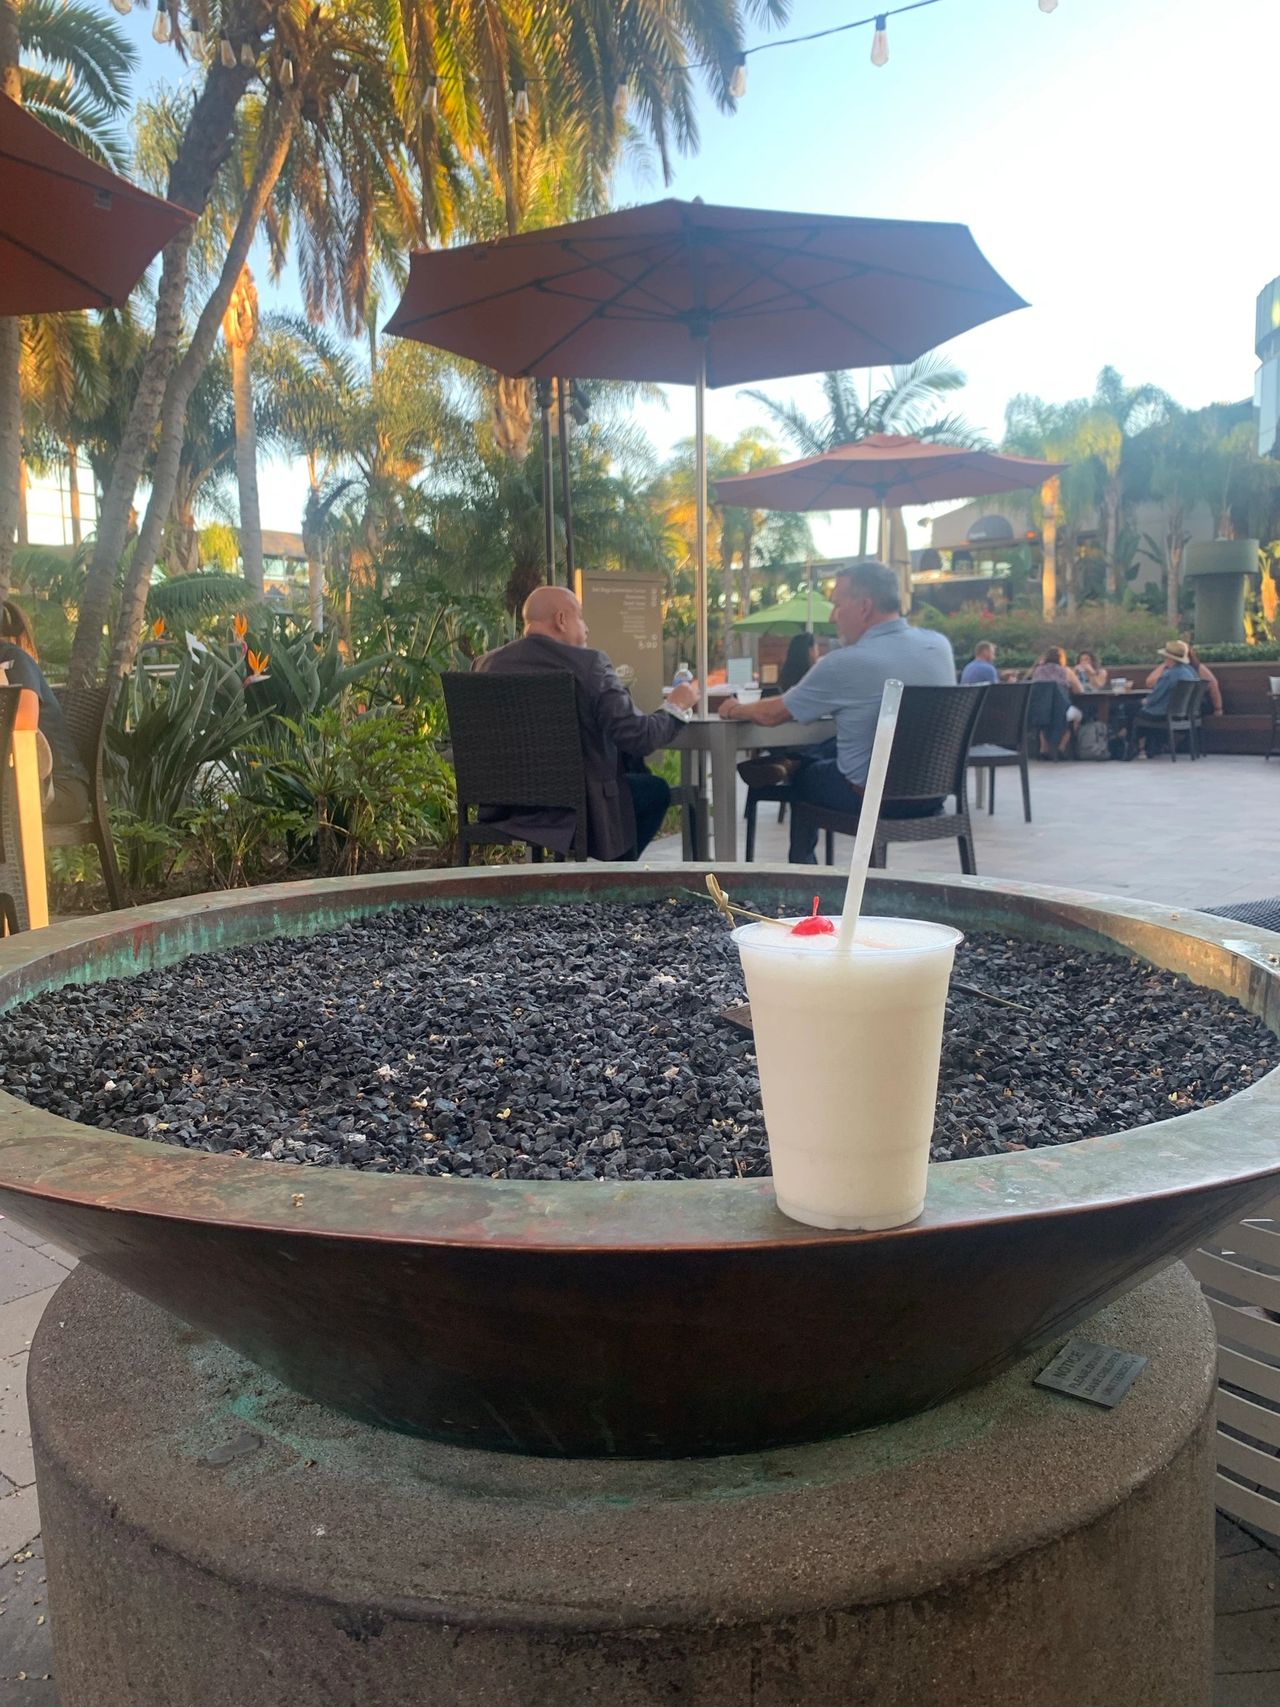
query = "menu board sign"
xmin=576 ymin=571 xmax=666 ymax=711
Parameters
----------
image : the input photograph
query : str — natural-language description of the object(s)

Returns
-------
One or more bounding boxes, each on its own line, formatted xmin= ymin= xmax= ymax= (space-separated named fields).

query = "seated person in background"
xmin=1146 ymin=642 xmax=1221 ymax=715
xmin=1028 ymin=647 xmax=1084 ymax=758
xmin=718 ymin=561 xmax=957 ymax=864
xmin=1134 ymin=640 xmax=1200 ymax=756
xmin=0 ymin=600 xmax=90 ymax=825
xmin=960 ymin=640 xmax=999 ymax=685
xmin=779 ymin=632 xmax=818 ymax=692
xmin=739 ymin=632 xmax=832 ymax=788
xmin=1075 ymin=650 xmax=1108 ymax=690
xmin=475 ymin=587 xmax=697 ymax=860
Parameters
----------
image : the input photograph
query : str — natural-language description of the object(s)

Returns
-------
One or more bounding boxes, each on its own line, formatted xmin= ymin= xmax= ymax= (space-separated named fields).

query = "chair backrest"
xmin=883 ymin=684 xmax=988 ymax=803
xmin=970 ymin=681 xmax=1033 ymax=750
xmin=1184 ymin=678 xmax=1208 ymax=719
xmin=442 ymin=671 xmax=588 ymax=815
xmin=1166 ymin=677 xmax=1202 ymax=719
xmin=56 ymin=683 xmax=113 ymax=782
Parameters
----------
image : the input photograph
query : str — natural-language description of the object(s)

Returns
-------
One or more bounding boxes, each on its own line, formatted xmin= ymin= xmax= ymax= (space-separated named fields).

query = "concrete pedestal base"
xmin=31 ymin=1264 xmax=1216 ymax=1707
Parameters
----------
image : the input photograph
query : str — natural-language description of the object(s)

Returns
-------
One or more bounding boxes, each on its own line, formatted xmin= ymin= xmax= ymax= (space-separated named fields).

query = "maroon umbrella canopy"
xmin=0 ymin=95 xmax=194 ymax=315
xmin=713 ymin=434 xmax=1066 ymax=510
xmin=383 ymin=199 xmax=1027 ymax=385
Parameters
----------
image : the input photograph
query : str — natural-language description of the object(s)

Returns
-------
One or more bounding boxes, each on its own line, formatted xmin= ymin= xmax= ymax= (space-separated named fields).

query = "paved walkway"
xmin=650 ymin=752 xmax=1279 ymax=910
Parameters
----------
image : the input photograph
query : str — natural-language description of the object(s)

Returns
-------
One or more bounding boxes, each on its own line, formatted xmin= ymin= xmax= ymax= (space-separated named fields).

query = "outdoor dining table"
xmin=664 ymin=715 xmax=835 ymax=862
xmin=1071 ymin=688 xmax=1148 ymax=759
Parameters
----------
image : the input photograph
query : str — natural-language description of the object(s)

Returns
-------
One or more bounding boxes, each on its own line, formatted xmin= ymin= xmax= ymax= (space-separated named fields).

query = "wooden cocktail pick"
xmin=701 ymin=875 xmax=789 ymax=929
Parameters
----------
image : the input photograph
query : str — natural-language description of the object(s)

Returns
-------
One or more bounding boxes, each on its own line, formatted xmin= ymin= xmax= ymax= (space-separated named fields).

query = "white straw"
xmin=836 ymin=679 xmax=904 ymax=951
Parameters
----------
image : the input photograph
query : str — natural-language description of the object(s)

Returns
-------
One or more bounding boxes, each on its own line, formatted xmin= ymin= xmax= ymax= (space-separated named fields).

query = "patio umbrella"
xmin=384 ymin=200 xmax=1027 ymax=713
xmin=713 ymin=434 xmax=1066 ymax=512
xmin=732 ymin=591 xmax=835 ymax=634
xmin=0 ymin=95 xmax=194 ymax=314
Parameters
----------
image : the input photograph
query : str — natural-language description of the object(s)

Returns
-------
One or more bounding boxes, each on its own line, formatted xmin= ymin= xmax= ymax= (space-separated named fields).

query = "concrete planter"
xmin=1184 ymin=539 xmax=1260 ymax=645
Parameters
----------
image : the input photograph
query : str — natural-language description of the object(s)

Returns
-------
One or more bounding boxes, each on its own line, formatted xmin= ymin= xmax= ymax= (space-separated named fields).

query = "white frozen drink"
xmin=734 ymin=916 xmax=961 ymax=1230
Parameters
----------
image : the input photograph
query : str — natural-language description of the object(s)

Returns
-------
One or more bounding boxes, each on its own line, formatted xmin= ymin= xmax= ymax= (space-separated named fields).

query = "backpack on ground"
xmin=1077 ymin=718 xmax=1111 ymax=761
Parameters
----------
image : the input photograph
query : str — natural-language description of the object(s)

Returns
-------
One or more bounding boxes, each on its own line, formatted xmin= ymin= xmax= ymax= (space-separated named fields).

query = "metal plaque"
xmin=1034 ymin=1339 xmax=1148 ymax=1408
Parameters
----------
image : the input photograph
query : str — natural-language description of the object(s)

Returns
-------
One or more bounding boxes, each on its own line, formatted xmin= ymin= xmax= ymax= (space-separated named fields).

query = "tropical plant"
xmin=1079 ymin=366 xmax=1171 ymax=598
xmin=1002 ymin=395 xmax=1099 ymax=618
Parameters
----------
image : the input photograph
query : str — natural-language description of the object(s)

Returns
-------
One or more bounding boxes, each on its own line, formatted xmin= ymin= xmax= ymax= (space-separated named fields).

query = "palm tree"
xmin=220 ymin=266 xmax=264 ymax=593
xmin=0 ymin=0 xmax=133 ymax=599
xmin=1079 ymin=366 xmax=1171 ymax=598
xmin=1003 ymin=395 xmax=1098 ymax=619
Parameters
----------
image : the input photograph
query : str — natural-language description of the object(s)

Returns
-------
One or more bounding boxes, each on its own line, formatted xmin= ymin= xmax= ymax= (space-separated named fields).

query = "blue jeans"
xmin=787 ymin=760 xmax=943 ymax=864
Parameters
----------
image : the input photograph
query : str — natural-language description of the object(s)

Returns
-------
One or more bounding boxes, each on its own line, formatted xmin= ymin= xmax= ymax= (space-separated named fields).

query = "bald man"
xmin=475 ymin=588 xmax=699 ymax=860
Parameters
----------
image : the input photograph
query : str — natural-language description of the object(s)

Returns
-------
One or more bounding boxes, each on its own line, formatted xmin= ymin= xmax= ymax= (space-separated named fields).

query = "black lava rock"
xmin=1 ymin=901 xmax=1274 ymax=1182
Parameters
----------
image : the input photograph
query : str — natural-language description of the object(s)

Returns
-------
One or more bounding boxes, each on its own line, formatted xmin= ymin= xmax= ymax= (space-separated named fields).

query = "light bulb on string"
xmin=870 ymin=16 xmax=889 ymax=66
xmin=219 ymin=33 xmax=236 ymax=68
xmin=108 ymin=0 xmax=132 ymax=15
xmin=240 ymin=41 xmax=256 ymax=67
xmin=186 ymin=26 xmax=203 ymax=57
xmin=613 ymin=80 xmax=629 ymax=117
xmin=728 ymin=55 xmax=747 ymax=99
xmin=1038 ymin=0 xmax=1058 ymax=10
xmin=344 ymin=70 xmax=360 ymax=99
xmin=279 ymin=55 xmax=294 ymax=87
xmin=422 ymin=75 xmax=438 ymax=116
xmin=152 ymin=3 xmax=171 ymax=45
xmin=512 ymin=80 xmax=529 ymax=121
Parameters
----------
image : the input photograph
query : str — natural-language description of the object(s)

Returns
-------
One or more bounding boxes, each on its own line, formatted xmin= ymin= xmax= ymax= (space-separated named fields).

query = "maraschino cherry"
xmin=790 ymin=896 xmax=835 ymax=936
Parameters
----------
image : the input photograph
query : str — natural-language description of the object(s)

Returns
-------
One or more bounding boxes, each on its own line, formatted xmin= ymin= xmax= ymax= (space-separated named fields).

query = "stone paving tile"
xmin=0 ymin=1362 xmax=33 ymax=1492
xmin=1219 ymin=1512 xmax=1263 ymax=1558
xmin=27 ymin=1255 xmax=70 ymax=1279
xmin=1214 ymin=1674 xmax=1280 ymax=1706
xmin=1217 ymin=1548 xmax=1280 ymax=1617
xmin=0 ymin=1496 xmax=38 ymax=1574
xmin=0 ymin=1253 xmax=65 ymax=1316
xmin=0 ymin=1539 xmax=53 ymax=1706
xmin=0 ymin=1229 xmax=42 ymax=1258
xmin=0 ymin=1297 xmax=55 ymax=1366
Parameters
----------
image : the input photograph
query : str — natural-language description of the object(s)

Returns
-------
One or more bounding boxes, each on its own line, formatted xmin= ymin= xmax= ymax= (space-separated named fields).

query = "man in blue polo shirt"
xmin=719 ymin=561 xmax=957 ymax=863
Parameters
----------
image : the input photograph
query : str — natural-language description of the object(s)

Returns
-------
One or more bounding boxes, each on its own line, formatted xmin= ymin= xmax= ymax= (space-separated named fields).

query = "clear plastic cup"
xmin=733 ymin=916 xmax=962 ymax=1230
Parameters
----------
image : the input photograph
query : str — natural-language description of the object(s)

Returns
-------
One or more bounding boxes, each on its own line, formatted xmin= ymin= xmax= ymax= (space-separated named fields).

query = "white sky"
xmin=125 ymin=0 xmax=1280 ymax=560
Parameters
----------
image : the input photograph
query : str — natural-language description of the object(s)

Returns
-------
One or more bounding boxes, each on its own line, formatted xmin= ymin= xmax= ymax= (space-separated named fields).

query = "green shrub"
xmin=917 ymin=603 xmax=1174 ymax=668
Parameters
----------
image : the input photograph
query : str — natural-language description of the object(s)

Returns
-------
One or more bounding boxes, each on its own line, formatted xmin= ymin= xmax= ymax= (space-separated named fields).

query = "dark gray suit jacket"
xmin=475 ymin=634 xmax=682 ymax=860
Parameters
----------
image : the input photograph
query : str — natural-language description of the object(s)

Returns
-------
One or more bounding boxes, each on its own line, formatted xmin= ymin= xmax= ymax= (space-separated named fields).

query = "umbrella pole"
xmin=539 ymin=382 xmax=556 ymax=585
xmin=858 ymin=509 xmax=869 ymax=556
xmin=557 ymin=378 xmax=576 ymax=589
xmin=806 ymin=557 xmax=814 ymax=633
xmin=695 ymin=348 xmax=708 ymax=718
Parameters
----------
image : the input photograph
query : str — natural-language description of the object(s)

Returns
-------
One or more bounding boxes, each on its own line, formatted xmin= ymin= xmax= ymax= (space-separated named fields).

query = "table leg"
xmin=708 ymin=723 xmax=738 ymax=862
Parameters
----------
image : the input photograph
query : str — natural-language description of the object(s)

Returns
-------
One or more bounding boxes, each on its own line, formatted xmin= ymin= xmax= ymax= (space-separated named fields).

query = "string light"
xmin=512 ymin=80 xmax=529 ymax=120
xmin=279 ymin=55 xmax=294 ymax=87
xmin=728 ymin=54 xmax=747 ymax=98
xmin=240 ymin=41 xmax=256 ymax=67
xmin=152 ymin=2 xmax=171 ymax=45
xmin=1039 ymin=0 xmax=1058 ymax=10
xmin=613 ymin=80 xmax=629 ymax=117
xmin=344 ymin=70 xmax=360 ymax=99
xmin=219 ymin=33 xmax=236 ymax=67
xmin=870 ymin=15 xmax=889 ymax=64
xmin=108 ymin=0 xmax=132 ymax=15
xmin=186 ymin=26 xmax=203 ymax=57
xmin=423 ymin=74 xmax=438 ymax=115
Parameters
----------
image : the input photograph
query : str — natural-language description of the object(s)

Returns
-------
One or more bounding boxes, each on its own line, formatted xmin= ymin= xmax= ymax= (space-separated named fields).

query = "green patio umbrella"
xmin=733 ymin=592 xmax=835 ymax=634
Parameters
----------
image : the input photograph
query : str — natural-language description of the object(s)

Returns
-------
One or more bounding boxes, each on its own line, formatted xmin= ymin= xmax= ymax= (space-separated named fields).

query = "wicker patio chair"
xmin=443 ymin=671 xmax=589 ymax=864
xmin=1132 ymin=677 xmax=1204 ymax=762
xmin=44 ymin=683 xmax=125 ymax=908
xmin=965 ymin=681 xmax=1034 ymax=822
xmin=793 ymin=684 xmax=988 ymax=876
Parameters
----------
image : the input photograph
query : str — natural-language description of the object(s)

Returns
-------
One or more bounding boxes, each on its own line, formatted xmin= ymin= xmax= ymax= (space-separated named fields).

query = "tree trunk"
xmin=1040 ymin=476 xmax=1059 ymax=620
xmin=66 ymin=25 xmax=271 ymax=691
xmin=0 ymin=1 xmax=22 ymax=604
xmin=1063 ymin=528 xmax=1077 ymax=617
xmin=1103 ymin=482 xmax=1119 ymax=600
xmin=106 ymin=98 xmax=299 ymax=685
xmin=66 ymin=442 xmax=82 ymax=547
xmin=223 ymin=268 xmax=264 ymax=594
xmin=16 ymin=456 xmax=27 ymax=545
xmin=1166 ymin=509 xmax=1185 ymax=627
